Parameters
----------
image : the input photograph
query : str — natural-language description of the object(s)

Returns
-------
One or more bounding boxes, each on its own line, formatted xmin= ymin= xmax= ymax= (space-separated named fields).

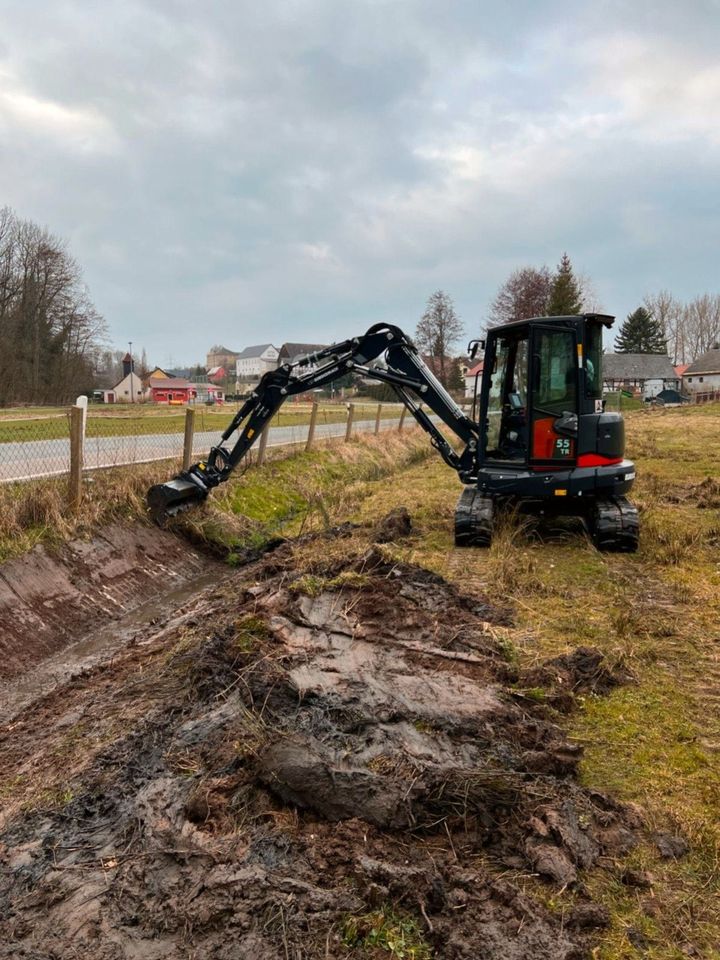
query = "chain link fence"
xmin=0 ymin=400 xmax=414 ymax=486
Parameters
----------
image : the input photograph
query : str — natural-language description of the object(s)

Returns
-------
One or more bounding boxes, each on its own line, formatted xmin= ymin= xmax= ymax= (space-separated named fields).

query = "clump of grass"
xmin=233 ymin=614 xmax=269 ymax=652
xmin=342 ymin=908 xmax=432 ymax=959
xmin=487 ymin=509 xmax=546 ymax=596
xmin=289 ymin=573 xmax=327 ymax=597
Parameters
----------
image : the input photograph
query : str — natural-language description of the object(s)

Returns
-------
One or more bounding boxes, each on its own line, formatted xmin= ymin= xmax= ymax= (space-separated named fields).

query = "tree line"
xmin=415 ymin=256 xmax=720 ymax=389
xmin=0 ymin=207 xmax=106 ymax=405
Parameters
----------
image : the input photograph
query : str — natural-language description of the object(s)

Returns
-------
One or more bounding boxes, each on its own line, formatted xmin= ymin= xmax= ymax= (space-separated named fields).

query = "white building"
xmin=683 ymin=349 xmax=720 ymax=393
xmin=105 ymin=371 xmax=144 ymax=403
xmin=235 ymin=344 xmax=280 ymax=381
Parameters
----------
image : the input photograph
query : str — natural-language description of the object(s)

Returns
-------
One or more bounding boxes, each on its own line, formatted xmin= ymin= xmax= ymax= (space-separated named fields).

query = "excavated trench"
xmin=0 ymin=516 xmax=644 ymax=959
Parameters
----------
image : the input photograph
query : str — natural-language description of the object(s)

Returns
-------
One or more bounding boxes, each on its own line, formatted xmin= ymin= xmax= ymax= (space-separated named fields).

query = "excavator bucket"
xmin=147 ymin=476 xmax=209 ymax=522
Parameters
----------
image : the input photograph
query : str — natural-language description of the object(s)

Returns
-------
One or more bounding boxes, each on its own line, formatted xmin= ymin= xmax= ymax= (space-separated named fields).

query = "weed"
xmin=342 ymin=908 xmax=432 ymax=959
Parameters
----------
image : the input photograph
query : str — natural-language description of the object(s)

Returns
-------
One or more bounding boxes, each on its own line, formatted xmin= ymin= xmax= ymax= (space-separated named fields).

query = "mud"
xmin=0 ymin=523 xmax=212 ymax=679
xmin=522 ymin=646 xmax=632 ymax=712
xmin=372 ymin=505 xmax=413 ymax=542
xmin=0 ymin=524 xmax=642 ymax=959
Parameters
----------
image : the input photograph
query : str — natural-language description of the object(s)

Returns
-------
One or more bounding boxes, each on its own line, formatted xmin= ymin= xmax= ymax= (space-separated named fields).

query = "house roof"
xmin=279 ymin=342 xmax=328 ymax=361
xmin=602 ymin=354 xmax=677 ymax=380
xmin=684 ymin=349 xmax=720 ymax=375
xmin=465 ymin=361 xmax=484 ymax=378
xmin=208 ymin=345 xmax=237 ymax=355
xmin=236 ymin=343 xmax=276 ymax=360
xmin=674 ymin=364 xmax=689 ymax=377
xmin=149 ymin=377 xmax=193 ymax=389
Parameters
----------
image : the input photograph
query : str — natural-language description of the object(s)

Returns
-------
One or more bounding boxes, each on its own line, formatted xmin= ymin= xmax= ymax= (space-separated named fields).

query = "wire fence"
xmin=0 ymin=400 xmax=417 ymax=486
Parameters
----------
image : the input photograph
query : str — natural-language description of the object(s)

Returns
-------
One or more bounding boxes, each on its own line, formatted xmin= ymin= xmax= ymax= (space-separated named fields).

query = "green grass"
xmin=342 ymin=908 xmax=432 ymax=959
xmin=0 ymin=401 xmax=406 ymax=442
xmin=176 ymin=430 xmax=432 ymax=556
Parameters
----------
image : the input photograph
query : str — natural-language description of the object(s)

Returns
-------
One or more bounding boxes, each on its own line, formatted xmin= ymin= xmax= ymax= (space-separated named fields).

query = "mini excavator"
xmin=148 ymin=314 xmax=639 ymax=551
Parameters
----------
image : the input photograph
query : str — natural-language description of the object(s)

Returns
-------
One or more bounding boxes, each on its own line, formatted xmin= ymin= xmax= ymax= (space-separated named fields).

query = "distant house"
xmin=602 ymin=354 xmax=679 ymax=398
xmin=278 ymin=343 xmax=328 ymax=367
xmin=145 ymin=366 xmax=170 ymax=381
xmin=148 ymin=377 xmax=196 ymax=404
xmin=235 ymin=344 xmax=280 ymax=381
xmin=106 ymin=353 xmax=144 ymax=403
xmin=683 ymin=349 xmax=720 ymax=393
xmin=194 ymin=382 xmax=224 ymax=403
xmin=206 ymin=365 xmax=227 ymax=383
xmin=206 ymin=345 xmax=240 ymax=370
xmin=464 ymin=361 xmax=484 ymax=399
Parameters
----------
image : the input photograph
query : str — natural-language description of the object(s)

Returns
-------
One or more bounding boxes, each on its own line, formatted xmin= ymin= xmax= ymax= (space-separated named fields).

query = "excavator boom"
xmin=147 ymin=324 xmax=480 ymax=521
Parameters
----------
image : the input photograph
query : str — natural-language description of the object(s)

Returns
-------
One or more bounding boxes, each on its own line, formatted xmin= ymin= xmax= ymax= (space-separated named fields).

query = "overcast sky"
xmin=1 ymin=0 xmax=719 ymax=365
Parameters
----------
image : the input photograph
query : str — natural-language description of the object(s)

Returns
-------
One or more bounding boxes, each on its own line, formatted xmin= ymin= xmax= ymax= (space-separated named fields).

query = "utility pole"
xmin=129 ymin=340 xmax=134 ymax=403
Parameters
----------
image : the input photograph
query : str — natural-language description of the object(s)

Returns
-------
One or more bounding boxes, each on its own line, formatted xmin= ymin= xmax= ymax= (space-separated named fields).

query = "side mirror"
xmin=467 ymin=338 xmax=485 ymax=359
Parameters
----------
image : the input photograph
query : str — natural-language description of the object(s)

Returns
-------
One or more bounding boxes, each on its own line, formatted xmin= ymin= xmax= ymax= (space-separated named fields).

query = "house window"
xmin=688 ymin=377 xmax=693 ymax=382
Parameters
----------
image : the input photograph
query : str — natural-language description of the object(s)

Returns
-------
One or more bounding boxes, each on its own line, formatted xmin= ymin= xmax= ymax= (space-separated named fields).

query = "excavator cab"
xmin=454 ymin=314 xmax=638 ymax=550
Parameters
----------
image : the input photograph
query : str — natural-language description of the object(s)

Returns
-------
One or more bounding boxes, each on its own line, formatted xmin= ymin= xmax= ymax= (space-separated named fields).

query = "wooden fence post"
xmin=374 ymin=403 xmax=382 ymax=435
xmin=345 ymin=403 xmax=355 ymax=441
xmin=69 ymin=405 xmax=84 ymax=510
xmin=257 ymin=424 xmax=269 ymax=465
xmin=183 ymin=407 xmax=196 ymax=470
xmin=398 ymin=406 xmax=407 ymax=432
xmin=305 ymin=401 xmax=319 ymax=452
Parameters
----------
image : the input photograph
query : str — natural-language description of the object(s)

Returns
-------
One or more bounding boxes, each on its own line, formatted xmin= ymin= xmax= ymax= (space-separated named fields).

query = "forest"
xmin=0 ymin=207 xmax=106 ymax=405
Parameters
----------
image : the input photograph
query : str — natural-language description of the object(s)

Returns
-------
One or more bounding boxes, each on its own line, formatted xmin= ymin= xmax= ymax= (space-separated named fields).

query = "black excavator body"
xmin=458 ymin=313 xmax=639 ymax=550
xmin=148 ymin=314 xmax=638 ymax=551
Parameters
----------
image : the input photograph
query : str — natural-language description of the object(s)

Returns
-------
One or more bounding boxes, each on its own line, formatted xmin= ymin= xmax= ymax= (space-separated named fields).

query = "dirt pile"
xmin=0 ymin=532 xmax=641 ymax=959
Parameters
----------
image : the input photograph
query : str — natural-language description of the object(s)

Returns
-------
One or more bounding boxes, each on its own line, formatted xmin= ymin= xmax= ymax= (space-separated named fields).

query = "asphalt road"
xmin=0 ymin=417 xmax=405 ymax=482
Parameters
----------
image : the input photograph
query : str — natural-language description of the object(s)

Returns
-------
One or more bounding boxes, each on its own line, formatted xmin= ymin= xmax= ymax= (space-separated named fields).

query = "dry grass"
xmin=349 ymin=404 xmax=720 ymax=959
xmin=0 ymin=428 xmax=432 ymax=562
xmin=0 ymin=464 xmax=161 ymax=560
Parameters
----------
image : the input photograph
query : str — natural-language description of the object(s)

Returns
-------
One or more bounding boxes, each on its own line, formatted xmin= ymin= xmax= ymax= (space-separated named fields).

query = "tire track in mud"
xmin=0 ymin=524 xmax=643 ymax=960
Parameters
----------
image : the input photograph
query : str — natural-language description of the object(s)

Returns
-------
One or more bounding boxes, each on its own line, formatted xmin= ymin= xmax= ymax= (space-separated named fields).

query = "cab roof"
xmin=494 ymin=313 xmax=614 ymax=334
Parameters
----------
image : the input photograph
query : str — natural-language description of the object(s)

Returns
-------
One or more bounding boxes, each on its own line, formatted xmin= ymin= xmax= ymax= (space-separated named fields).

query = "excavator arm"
xmin=147 ymin=323 xmax=480 ymax=521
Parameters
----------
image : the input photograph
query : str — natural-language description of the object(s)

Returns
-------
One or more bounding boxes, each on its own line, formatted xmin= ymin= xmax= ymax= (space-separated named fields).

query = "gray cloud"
xmin=0 ymin=0 xmax=718 ymax=364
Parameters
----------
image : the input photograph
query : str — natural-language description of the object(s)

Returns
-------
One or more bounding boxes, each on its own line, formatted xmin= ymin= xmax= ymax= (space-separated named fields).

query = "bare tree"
xmin=683 ymin=294 xmax=720 ymax=361
xmin=0 ymin=207 xmax=107 ymax=404
xmin=415 ymin=290 xmax=463 ymax=387
xmin=643 ymin=290 xmax=720 ymax=363
xmin=488 ymin=266 xmax=552 ymax=326
xmin=643 ymin=291 xmax=683 ymax=362
xmin=489 ymin=260 xmax=600 ymax=327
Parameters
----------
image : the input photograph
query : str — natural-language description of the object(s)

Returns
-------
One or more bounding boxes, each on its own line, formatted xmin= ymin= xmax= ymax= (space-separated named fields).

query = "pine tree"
xmin=615 ymin=307 xmax=667 ymax=354
xmin=547 ymin=253 xmax=583 ymax=316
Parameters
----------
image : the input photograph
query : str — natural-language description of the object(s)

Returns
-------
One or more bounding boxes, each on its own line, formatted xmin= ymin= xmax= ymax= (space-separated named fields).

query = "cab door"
xmin=529 ymin=325 xmax=579 ymax=466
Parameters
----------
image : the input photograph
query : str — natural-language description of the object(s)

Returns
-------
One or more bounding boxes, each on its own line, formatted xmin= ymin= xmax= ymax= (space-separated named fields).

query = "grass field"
xmin=338 ymin=404 xmax=719 ymax=960
xmin=0 ymin=401 xmax=407 ymax=443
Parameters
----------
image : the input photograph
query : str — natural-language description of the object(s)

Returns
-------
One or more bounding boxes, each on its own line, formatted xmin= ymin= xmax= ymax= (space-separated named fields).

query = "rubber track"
xmin=455 ymin=487 xmax=494 ymax=547
xmin=592 ymin=496 xmax=639 ymax=552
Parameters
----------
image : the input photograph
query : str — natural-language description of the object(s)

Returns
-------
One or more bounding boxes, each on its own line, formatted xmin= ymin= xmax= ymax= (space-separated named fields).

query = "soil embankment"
xmin=0 ymin=523 xmax=211 ymax=680
xmin=0 ymin=517 xmax=640 ymax=959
